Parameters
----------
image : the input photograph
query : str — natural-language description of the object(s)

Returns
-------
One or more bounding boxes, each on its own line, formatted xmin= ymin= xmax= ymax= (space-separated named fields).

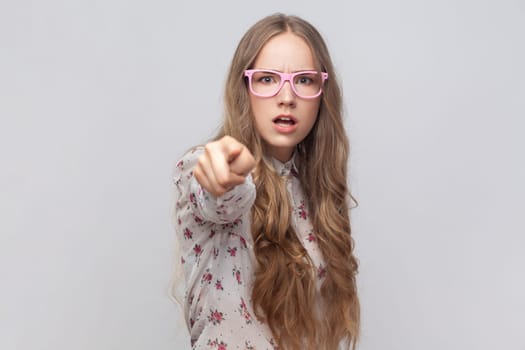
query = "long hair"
xmin=216 ymin=14 xmax=360 ymax=350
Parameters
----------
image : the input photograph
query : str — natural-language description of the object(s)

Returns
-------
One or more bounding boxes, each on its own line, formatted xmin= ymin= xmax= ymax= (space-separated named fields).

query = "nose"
xmin=277 ymin=80 xmax=296 ymax=107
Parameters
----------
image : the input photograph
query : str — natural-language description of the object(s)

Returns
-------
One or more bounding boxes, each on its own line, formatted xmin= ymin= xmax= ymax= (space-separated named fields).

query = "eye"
xmin=257 ymin=75 xmax=276 ymax=84
xmin=298 ymin=77 xmax=312 ymax=84
xmin=252 ymin=71 xmax=279 ymax=85
xmin=295 ymin=73 xmax=317 ymax=85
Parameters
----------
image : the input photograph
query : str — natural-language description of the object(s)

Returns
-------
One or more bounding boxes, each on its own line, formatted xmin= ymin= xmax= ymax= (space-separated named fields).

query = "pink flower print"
xmin=193 ymin=244 xmax=203 ymax=257
xmin=318 ymin=264 xmax=327 ymax=280
xmin=183 ymin=227 xmax=193 ymax=240
xmin=177 ymin=217 xmax=182 ymax=225
xmin=209 ymin=229 xmax=216 ymax=238
xmin=207 ymin=309 xmax=225 ymax=325
xmin=222 ymin=218 xmax=242 ymax=230
xmin=239 ymin=236 xmax=247 ymax=249
xmin=297 ymin=200 xmax=308 ymax=220
xmin=207 ymin=339 xmax=228 ymax=350
xmin=307 ymin=232 xmax=316 ymax=243
xmin=232 ymin=267 xmax=242 ymax=285
xmin=215 ymin=279 xmax=224 ymax=291
xmin=194 ymin=215 xmax=203 ymax=225
xmin=189 ymin=193 xmax=197 ymax=207
xmin=201 ymin=269 xmax=213 ymax=284
xmin=227 ymin=246 xmax=237 ymax=257
xmin=239 ymin=297 xmax=252 ymax=324
xmin=189 ymin=317 xmax=195 ymax=329
xmin=180 ymin=256 xmax=185 ymax=265
xmin=176 ymin=160 xmax=184 ymax=169
xmin=216 ymin=204 xmax=226 ymax=216
xmin=213 ymin=247 xmax=220 ymax=259
xmin=188 ymin=293 xmax=194 ymax=305
xmin=239 ymin=297 xmax=247 ymax=310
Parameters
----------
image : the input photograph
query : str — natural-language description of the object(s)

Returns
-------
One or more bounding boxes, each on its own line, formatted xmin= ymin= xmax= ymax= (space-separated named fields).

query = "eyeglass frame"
xmin=244 ymin=69 xmax=329 ymax=99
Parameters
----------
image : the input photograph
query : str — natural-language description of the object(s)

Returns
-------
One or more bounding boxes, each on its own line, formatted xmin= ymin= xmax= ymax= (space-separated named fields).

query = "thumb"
xmin=226 ymin=146 xmax=242 ymax=164
xmin=229 ymin=147 xmax=255 ymax=176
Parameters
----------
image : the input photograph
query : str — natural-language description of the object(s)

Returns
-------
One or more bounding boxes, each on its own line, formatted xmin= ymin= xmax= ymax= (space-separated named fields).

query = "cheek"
xmin=248 ymin=95 xmax=259 ymax=116
xmin=303 ymin=100 xmax=321 ymax=124
xmin=249 ymin=96 xmax=268 ymax=125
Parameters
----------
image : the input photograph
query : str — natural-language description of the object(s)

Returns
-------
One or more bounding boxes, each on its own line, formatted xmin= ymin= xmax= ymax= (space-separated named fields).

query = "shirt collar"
xmin=271 ymin=151 xmax=299 ymax=177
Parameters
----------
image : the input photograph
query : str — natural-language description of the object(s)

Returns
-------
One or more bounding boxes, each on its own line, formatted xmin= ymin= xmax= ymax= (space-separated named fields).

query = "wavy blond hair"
xmin=215 ymin=14 xmax=360 ymax=350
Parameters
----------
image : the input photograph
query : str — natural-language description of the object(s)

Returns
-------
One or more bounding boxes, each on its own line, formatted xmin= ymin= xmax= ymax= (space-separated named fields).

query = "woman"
xmin=173 ymin=13 xmax=359 ymax=350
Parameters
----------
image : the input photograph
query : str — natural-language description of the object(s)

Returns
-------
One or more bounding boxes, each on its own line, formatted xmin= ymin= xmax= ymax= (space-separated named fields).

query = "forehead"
xmin=252 ymin=32 xmax=316 ymax=71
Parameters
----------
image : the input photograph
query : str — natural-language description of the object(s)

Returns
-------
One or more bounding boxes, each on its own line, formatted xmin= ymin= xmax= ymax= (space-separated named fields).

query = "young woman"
xmin=173 ymin=13 xmax=359 ymax=350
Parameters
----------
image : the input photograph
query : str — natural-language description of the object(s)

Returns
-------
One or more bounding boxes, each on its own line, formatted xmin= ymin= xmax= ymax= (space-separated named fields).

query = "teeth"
xmin=273 ymin=116 xmax=295 ymax=125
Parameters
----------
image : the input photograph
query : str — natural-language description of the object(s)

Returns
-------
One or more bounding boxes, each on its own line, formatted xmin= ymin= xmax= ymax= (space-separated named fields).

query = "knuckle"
xmin=216 ymin=174 xmax=230 ymax=187
xmin=204 ymin=143 xmax=214 ymax=154
xmin=211 ymin=183 xmax=226 ymax=197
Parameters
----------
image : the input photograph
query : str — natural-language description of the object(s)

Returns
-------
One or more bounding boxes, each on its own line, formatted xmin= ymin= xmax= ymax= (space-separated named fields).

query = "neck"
xmin=267 ymin=145 xmax=294 ymax=163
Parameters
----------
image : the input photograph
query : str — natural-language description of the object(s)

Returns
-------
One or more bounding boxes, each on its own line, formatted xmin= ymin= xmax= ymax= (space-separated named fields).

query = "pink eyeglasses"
xmin=244 ymin=69 xmax=328 ymax=99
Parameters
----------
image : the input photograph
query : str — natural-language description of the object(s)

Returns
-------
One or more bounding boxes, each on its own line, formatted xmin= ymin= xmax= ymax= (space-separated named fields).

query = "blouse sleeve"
xmin=173 ymin=147 xmax=256 ymax=224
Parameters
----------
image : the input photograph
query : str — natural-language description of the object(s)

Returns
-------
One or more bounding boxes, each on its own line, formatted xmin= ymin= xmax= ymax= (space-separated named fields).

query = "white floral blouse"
xmin=173 ymin=147 xmax=327 ymax=350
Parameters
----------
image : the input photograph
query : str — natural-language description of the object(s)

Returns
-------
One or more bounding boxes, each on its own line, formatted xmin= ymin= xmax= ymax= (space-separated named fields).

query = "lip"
xmin=272 ymin=114 xmax=298 ymax=134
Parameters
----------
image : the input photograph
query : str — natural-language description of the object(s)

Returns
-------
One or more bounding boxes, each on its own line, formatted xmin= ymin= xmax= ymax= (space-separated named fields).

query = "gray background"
xmin=1 ymin=0 xmax=524 ymax=349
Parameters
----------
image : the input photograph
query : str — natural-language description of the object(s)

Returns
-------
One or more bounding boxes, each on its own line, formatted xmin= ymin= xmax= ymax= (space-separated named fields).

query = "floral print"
xmin=184 ymin=227 xmax=193 ymax=240
xmin=297 ymin=200 xmax=308 ymax=220
xmin=215 ymin=279 xmax=224 ymax=291
xmin=239 ymin=298 xmax=253 ymax=324
xmin=207 ymin=309 xmax=225 ymax=325
xmin=318 ymin=264 xmax=327 ymax=280
xmin=232 ymin=267 xmax=242 ymax=285
xmin=173 ymin=147 xmax=327 ymax=349
xmin=227 ymin=246 xmax=237 ymax=257
xmin=207 ymin=338 xmax=228 ymax=350
xmin=201 ymin=269 xmax=213 ymax=285
xmin=193 ymin=243 xmax=203 ymax=258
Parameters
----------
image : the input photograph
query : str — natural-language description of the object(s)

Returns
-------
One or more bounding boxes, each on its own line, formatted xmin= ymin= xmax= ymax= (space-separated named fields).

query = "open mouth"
xmin=272 ymin=116 xmax=297 ymax=126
